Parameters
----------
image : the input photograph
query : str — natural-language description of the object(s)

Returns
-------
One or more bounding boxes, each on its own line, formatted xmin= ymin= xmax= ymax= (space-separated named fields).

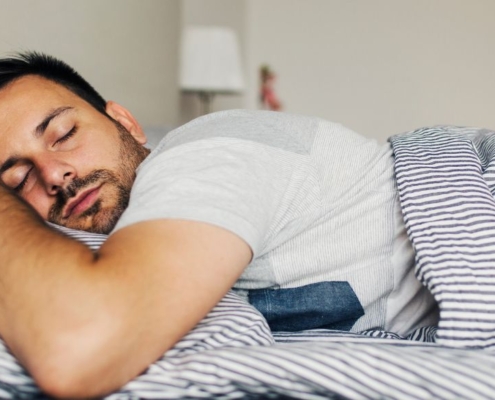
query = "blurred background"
xmin=0 ymin=0 xmax=494 ymax=143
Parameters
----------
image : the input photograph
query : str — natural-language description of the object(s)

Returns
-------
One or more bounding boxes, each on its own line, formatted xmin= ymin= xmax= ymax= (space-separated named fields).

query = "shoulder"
xmin=144 ymin=110 xmax=326 ymax=167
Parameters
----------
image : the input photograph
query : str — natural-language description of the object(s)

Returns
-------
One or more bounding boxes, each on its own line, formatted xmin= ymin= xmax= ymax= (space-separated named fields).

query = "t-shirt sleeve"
xmin=112 ymin=137 xmax=306 ymax=257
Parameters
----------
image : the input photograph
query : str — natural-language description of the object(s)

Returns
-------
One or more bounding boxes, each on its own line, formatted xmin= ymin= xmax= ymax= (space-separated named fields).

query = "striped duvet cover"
xmin=1 ymin=126 xmax=495 ymax=399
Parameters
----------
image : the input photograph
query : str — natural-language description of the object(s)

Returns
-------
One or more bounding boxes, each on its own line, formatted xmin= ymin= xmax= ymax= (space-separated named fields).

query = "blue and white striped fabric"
xmin=1 ymin=125 xmax=495 ymax=399
xmin=390 ymin=126 xmax=495 ymax=349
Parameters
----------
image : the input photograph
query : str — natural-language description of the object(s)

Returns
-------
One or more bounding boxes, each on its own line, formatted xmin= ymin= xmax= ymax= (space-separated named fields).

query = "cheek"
xmin=78 ymin=140 xmax=119 ymax=170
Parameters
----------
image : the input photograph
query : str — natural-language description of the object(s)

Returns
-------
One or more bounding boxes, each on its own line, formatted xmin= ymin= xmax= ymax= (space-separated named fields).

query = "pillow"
xmin=143 ymin=126 xmax=175 ymax=149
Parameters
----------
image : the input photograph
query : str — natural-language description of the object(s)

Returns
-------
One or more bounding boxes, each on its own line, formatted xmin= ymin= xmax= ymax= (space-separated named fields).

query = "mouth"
xmin=63 ymin=186 xmax=101 ymax=219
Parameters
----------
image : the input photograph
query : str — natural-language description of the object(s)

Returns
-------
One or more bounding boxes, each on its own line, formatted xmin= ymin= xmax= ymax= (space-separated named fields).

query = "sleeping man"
xmin=0 ymin=52 xmax=438 ymax=398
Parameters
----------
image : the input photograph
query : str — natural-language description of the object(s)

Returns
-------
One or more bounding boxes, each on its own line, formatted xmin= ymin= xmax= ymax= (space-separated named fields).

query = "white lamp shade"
xmin=180 ymin=26 xmax=245 ymax=93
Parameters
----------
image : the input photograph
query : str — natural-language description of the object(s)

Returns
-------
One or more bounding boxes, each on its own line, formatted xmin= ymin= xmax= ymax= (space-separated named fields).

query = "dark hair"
xmin=0 ymin=51 xmax=107 ymax=114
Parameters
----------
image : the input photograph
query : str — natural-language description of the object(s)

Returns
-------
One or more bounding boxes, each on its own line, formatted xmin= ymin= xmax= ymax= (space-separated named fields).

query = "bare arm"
xmin=0 ymin=186 xmax=252 ymax=398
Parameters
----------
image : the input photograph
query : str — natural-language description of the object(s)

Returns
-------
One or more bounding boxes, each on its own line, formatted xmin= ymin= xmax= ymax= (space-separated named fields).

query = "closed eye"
xmin=55 ymin=125 xmax=78 ymax=145
xmin=13 ymin=167 xmax=33 ymax=192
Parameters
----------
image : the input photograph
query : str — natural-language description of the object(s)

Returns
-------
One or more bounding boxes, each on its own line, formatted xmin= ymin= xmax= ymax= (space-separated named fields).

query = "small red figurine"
xmin=260 ymin=65 xmax=282 ymax=111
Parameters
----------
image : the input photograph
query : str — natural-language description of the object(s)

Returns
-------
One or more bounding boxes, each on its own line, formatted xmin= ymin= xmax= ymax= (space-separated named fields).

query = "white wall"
xmin=0 ymin=0 xmax=180 ymax=127
xmin=1 ymin=1 xmax=494 ymax=142
xmin=245 ymin=0 xmax=495 ymax=141
xmin=179 ymin=0 xmax=247 ymax=123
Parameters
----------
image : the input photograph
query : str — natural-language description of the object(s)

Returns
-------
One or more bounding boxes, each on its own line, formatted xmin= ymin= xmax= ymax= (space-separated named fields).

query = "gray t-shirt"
xmin=113 ymin=110 xmax=438 ymax=335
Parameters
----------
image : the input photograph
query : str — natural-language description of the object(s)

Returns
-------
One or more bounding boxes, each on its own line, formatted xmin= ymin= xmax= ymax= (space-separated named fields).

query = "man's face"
xmin=0 ymin=76 xmax=150 ymax=233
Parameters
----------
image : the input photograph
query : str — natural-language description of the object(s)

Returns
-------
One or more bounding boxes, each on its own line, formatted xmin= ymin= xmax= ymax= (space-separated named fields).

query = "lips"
xmin=63 ymin=186 xmax=101 ymax=218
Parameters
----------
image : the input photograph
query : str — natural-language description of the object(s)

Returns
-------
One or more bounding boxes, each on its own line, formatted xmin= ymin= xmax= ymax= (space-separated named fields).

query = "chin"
xmin=85 ymin=209 xmax=123 ymax=234
xmin=90 ymin=212 xmax=121 ymax=234
xmin=59 ymin=205 xmax=123 ymax=234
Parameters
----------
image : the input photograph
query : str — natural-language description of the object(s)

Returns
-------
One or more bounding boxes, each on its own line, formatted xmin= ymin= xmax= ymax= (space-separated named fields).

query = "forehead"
xmin=0 ymin=76 xmax=81 ymax=134
xmin=0 ymin=75 xmax=79 ymax=106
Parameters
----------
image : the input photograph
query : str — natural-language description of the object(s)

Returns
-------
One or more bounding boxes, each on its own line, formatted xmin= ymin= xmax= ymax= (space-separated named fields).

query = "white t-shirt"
xmin=113 ymin=110 xmax=438 ymax=335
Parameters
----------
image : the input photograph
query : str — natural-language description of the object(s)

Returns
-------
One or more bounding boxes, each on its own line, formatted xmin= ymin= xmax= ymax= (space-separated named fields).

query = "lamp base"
xmin=198 ymin=91 xmax=215 ymax=115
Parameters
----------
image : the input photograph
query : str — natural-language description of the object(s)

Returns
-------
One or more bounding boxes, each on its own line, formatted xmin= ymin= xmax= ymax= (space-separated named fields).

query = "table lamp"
xmin=179 ymin=26 xmax=245 ymax=115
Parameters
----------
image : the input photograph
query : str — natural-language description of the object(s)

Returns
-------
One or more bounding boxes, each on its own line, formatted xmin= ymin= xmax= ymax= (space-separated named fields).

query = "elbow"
xmin=31 ymin=351 xmax=116 ymax=399
xmin=12 ymin=302 xmax=157 ymax=398
xmin=35 ymin=368 xmax=98 ymax=399
xmin=27 ymin=329 xmax=132 ymax=399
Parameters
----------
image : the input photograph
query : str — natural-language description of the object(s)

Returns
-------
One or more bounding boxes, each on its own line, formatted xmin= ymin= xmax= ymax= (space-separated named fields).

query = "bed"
xmin=1 ymin=125 xmax=495 ymax=399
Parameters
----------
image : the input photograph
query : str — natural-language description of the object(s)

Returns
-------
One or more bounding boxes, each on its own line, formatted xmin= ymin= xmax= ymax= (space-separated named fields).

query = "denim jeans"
xmin=248 ymin=281 xmax=364 ymax=332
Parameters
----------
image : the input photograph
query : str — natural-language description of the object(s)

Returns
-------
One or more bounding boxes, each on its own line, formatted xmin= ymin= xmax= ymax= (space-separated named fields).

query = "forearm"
xmin=0 ymin=188 xmax=148 ymax=397
xmin=0 ymin=184 xmax=52 ymax=265
xmin=0 ymin=186 xmax=102 ymax=391
xmin=0 ymin=184 xmax=90 ymax=307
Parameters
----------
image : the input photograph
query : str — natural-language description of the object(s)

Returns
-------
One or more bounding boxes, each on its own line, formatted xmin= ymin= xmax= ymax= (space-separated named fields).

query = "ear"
xmin=105 ymin=101 xmax=147 ymax=145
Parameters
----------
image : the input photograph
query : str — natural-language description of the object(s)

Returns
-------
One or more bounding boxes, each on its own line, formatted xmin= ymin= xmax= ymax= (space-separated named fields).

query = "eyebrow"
xmin=35 ymin=106 xmax=74 ymax=137
xmin=0 ymin=106 xmax=74 ymax=177
xmin=0 ymin=156 xmax=18 ymax=175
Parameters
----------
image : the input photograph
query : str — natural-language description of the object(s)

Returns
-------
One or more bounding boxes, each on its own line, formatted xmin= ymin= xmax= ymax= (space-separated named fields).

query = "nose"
xmin=36 ymin=156 xmax=76 ymax=196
